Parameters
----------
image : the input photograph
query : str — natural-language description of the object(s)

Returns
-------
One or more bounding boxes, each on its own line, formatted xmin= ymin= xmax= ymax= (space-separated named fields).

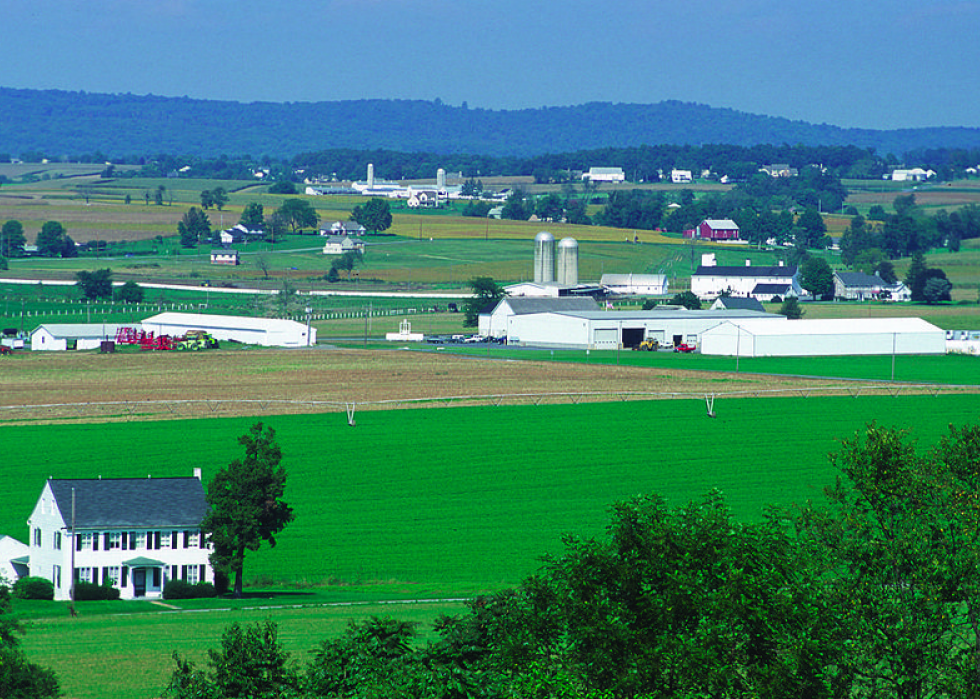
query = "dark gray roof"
xmin=752 ymin=283 xmax=793 ymax=294
xmin=835 ymin=272 xmax=886 ymax=287
xmin=714 ymin=297 xmax=766 ymax=311
xmin=48 ymin=477 xmax=207 ymax=529
xmin=557 ymin=309 xmax=777 ymax=321
xmin=504 ymin=297 xmax=599 ymax=314
xmin=694 ymin=265 xmax=797 ymax=277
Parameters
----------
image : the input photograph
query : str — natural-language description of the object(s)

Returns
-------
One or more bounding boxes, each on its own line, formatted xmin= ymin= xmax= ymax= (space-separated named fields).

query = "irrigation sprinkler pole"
xmin=892 ymin=332 xmax=896 ymax=380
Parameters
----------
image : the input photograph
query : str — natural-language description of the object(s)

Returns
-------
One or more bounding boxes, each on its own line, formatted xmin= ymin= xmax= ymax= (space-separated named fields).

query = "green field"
xmin=6 ymin=394 xmax=980 ymax=698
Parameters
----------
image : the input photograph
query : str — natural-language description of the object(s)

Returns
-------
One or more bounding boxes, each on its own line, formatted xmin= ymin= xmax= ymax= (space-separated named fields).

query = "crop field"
xmin=6 ymin=393 xmax=980 ymax=699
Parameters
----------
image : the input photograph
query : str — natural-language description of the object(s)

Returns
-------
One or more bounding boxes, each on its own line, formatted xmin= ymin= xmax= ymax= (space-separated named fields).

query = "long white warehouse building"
xmin=141 ymin=312 xmax=315 ymax=347
xmin=699 ymin=317 xmax=946 ymax=357
xmin=505 ymin=309 xmax=784 ymax=349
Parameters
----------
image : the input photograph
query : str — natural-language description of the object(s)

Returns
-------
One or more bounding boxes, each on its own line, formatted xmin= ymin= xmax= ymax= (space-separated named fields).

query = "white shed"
xmin=700 ymin=317 xmax=946 ymax=357
xmin=31 ymin=324 xmax=124 ymax=351
xmin=601 ymin=273 xmax=669 ymax=296
xmin=141 ymin=312 xmax=315 ymax=347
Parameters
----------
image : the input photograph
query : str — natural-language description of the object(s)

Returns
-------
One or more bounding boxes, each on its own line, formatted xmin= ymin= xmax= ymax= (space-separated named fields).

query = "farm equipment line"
xmin=0 ymin=383 xmax=970 ymax=423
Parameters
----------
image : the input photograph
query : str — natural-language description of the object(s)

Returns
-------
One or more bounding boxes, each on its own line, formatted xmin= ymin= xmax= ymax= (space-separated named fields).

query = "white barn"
xmin=700 ymin=317 xmax=946 ymax=357
xmin=505 ymin=309 xmax=783 ymax=349
xmin=479 ymin=297 xmax=599 ymax=339
xmin=141 ymin=312 xmax=315 ymax=347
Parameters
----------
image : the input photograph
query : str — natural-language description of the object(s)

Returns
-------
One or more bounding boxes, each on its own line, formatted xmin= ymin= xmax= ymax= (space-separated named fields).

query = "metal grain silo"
xmin=534 ymin=231 xmax=556 ymax=283
xmin=557 ymin=237 xmax=579 ymax=286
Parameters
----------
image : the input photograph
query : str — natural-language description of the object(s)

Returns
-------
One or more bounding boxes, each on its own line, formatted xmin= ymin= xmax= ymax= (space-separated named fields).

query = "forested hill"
xmin=2 ymin=87 xmax=980 ymax=159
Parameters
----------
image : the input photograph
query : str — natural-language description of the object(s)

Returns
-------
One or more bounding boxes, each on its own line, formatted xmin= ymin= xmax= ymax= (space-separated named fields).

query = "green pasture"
xmin=6 ymin=395 xmax=980 ymax=699
xmin=21 ymin=600 xmax=465 ymax=699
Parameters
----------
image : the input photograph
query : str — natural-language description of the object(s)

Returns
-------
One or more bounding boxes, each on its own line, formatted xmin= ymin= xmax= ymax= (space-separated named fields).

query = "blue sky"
xmin=4 ymin=0 xmax=978 ymax=130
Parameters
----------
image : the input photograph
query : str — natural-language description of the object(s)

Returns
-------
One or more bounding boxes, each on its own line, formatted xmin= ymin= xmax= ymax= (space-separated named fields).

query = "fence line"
xmin=0 ymin=383 xmax=965 ymax=424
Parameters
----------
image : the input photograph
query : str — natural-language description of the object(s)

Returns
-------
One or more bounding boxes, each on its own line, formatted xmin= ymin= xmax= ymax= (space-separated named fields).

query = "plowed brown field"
xmin=1 ymin=347 xmax=968 ymax=425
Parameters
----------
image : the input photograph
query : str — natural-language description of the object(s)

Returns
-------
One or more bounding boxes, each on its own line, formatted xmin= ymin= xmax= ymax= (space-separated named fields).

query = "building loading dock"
xmin=504 ymin=309 xmax=785 ymax=349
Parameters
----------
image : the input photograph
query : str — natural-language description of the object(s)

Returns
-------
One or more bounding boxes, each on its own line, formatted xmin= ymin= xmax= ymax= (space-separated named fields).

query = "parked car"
xmin=675 ymin=343 xmax=697 ymax=353
xmin=426 ymin=335 xmax=448 ymax=344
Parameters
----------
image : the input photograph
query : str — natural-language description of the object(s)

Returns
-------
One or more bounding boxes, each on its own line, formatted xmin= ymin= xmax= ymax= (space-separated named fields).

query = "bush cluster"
xmin=72 ymin=582 xmax=120 ymax=601
xmin=12 ymin=576 xmax=54 ymax=600
xmin=164 ymin=580 xmax=218 ymax=600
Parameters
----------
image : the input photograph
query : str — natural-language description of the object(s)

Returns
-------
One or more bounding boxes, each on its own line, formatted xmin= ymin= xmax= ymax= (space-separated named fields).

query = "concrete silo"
xmin=557 ymin=237 xmax=579 ymax=286
xmin=436 ymin=168 xmax=446 ymax=189
xmin=534 ymin=231 xmax=556 ymax=284
xmin=367 ymin=163 xmax=375 ymax=188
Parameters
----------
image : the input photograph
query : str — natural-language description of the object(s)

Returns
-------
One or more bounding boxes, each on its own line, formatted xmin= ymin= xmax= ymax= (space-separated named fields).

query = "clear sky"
xmin=4 ymin=0 xmax=978 ymax=130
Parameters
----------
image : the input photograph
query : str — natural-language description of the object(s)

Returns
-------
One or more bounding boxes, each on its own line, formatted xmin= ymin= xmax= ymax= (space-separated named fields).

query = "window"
xmin=75 ymin=567 xmax=94 ymax=584
xmin=103 ymin=566 xmax=121 ymax=586
xmin=54 ymin=531 xmax=62 ymax=550
xmin=185 ymin=565 xmax=200 ymax=584
xmin=132 ymin=532 xmax=146 ymax=550
xmin=184 ymin=531 xmax=199 ymax=548
xmin=79 ymin=532 xmax=94 ymax=550
xmin=53 ymin=565 xmax=61 ymax=590
xmin=106 ymin=532 xmax=122 ymax=550
xmin=33 ymin=528 xmax=42 ymax=547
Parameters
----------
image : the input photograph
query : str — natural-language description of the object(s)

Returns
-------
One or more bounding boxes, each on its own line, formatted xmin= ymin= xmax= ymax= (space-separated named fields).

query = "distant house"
xmin=683 ymin=219 xmax=741 ymax=241
xmin=219 ymin=223 xmax=263 ymax=245
xmin=890 ymin=168 xmax=935 ymax=182
xmin=407 ymin=190 xmax=441 ymax=208
xmin=600 ymin=273 xmax=669 ymax=296
xmin=322 ymin=235 xmax=365 ymax=255
xmin=710 ymin=296 xmax=766 ymax=312
xmin=26 ymin=472 xmax=212 ymax=600
xmin=0 ymin=535 xmax=29 ymax=584
xmin=210 ymin=249 xmax=239 ymax=265
xmin=834 ymin=271 xmax=910 ymax=301
xmin=321 ymin=221 xmax=367 ymax=236
xmin=670 ymin=169 xmax=693 ymax=184
xmin=582 ymin=167 xmax=625 ymax=183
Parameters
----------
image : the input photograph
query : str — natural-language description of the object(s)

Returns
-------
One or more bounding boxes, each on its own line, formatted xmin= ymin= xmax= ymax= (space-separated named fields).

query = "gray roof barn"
xmin=47 ymin=477 xmax=208 ymax=529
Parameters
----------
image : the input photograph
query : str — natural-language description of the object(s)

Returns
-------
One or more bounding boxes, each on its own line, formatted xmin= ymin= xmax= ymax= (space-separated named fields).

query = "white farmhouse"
xmin=691 ymin=259 xmax=802 ymax=301
xmin=26 ymin=472 xmax=213 ymax=600
xmin=671 ymin=169 xmax=693 ymax=184
xmin=322 ymin=235 xmax=365 ymax=255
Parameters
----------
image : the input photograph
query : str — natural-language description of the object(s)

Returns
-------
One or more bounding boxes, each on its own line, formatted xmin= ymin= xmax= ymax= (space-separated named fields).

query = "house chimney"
xmin=778 ymin=260 xmax=784 ymax=267
xmin=193 ymin=468 xmax=202 ymax=480
xmin=745 ymin=259 xmax=751 ymax=266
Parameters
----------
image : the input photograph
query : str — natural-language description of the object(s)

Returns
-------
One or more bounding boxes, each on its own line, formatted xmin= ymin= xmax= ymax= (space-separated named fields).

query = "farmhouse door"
xmin=133 ymin=568 xmax=146 ymax=597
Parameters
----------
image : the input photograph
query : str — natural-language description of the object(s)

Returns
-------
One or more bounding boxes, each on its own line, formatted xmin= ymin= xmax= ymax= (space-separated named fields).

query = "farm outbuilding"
xmin=141 ymin=312 xmax=315 ymax=347
xmin=30 ymin=323 xmax=125 ymax=351
xmin=504 ymin=309 xmax=783 ymax=349
xmin=700 ymin=317 xmax=946 ymax=357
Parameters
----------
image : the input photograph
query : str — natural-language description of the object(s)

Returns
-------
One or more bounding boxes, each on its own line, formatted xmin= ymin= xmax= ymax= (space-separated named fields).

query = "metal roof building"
xmin=141 ymin=312 xmax=315 ymax=347
xmin=700 ymin=317 xmax=946 ymax=357
xmin=30 ymin=323 xmax=125 ymax=351
xmin=505 ymin=308 xmax=783 ymax=349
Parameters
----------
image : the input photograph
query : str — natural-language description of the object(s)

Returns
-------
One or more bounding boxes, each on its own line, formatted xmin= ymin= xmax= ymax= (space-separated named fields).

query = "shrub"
xmin=13 ymin=576 xmax=54 ymax=600
xmin=213 ymin=570 xmax=230 ymax=596
xmin=164 ymin=580 xmax=218 ymax=600
xmin=73 ymin=581 xmax=120 ymax=601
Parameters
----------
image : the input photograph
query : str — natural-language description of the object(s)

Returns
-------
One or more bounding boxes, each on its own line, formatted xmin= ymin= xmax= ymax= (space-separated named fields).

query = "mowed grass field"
xmin=7 ymin=394 xmax=980 ymax=699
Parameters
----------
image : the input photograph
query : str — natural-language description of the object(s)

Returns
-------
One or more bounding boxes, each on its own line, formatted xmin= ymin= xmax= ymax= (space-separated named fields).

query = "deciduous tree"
xmin=202 ymin=423 xmax=294 ymax=598
xmin=799 ymin=255 xmax=834 ymax=299
xmin=75 ymin=268 xmax=114 ymax=300
xmin=351 ymin=197 xmax=392 ymax=233
xmin=275 ymin=199 xmax=318 ymax=233
xmin=463 ymin=276 xmax=506 ymax=327
xmin=1 ymin=220 xmax=26 ymax=258
xmin=36 ymin=221 xmax=70 ymax=257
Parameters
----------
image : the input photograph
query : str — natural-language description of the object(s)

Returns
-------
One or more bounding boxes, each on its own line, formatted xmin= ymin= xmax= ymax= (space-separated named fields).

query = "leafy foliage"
xmin=351 ymin=198 xmax=392 ymax=233
xmin=36 ymin=220 xmax=75 ymax=258
xmin=178 ymin=207 xmax=211 ymax=248
xmin=202 ymin=422 xmax=294 ymax=597
xmin=275 ymin=199 xmax=318 ymax=233
xmin=116 ymin=280 xmax=144 ymax=303
xmin=73 ymin=581 xmax=121 ymax=601
xmin=12 ymin=576 xmax=53 ymax=600
xmin=779 ymin=296 xmax=804 ymax=319
xmin=463 ymin=276 xmax=506 ymax=327
xmin=75 ymin=268 xmax=114 ymax=300
xmin=669 ymin=290 xmax=701 ymax=310
xmin=0 ymin=220 xmax=26 ymax=258
xmin=799 ymin=255 xmax=834 ymax=299
xmin=0 ymin=585 xmax=60 ymax=698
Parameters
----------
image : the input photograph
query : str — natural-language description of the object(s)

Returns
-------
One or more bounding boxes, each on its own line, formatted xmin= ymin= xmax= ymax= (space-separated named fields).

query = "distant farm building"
xmin=502 ymin=307 xmax=781 ymax=349
xmin=582 ymin=167 xmax=625 ymax=183
xmin=683 ymin=219 xmax=741 ymax=241
xmin=210 ymin=249 xmax=240 ymax=265
xmin=141 ymin=312 xmax=315 ymax=347
xmin=834 ymin=271 xmax=910 ymax=301
xmin=322 ymin=235 xmax=365 ymax=255
xmin=479 ymin=297 xmax=600 ymax=339
xmin=890 ymin=168 xmax=935 ymax=182
xmin=600 ymin=273 xmax=669 ymax=296
xmin=30 ymin=324 xmax=125 ymax=351
xmin=710 ymin=296 xmax=766 ymax=312
xmin=670 ymin=169 xmax=693 ymax=183
xmin=321 ymin=220 xmax=366 ymax=236
xmin=700 ymin=318 xmax=946 ymax=357
xmin=691 ymin=257 xmax=801 ymax=300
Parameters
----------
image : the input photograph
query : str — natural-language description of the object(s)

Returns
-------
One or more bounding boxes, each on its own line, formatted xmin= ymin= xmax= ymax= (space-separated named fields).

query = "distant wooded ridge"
xmin=2 ymin=86 xmax=980 ymax=159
